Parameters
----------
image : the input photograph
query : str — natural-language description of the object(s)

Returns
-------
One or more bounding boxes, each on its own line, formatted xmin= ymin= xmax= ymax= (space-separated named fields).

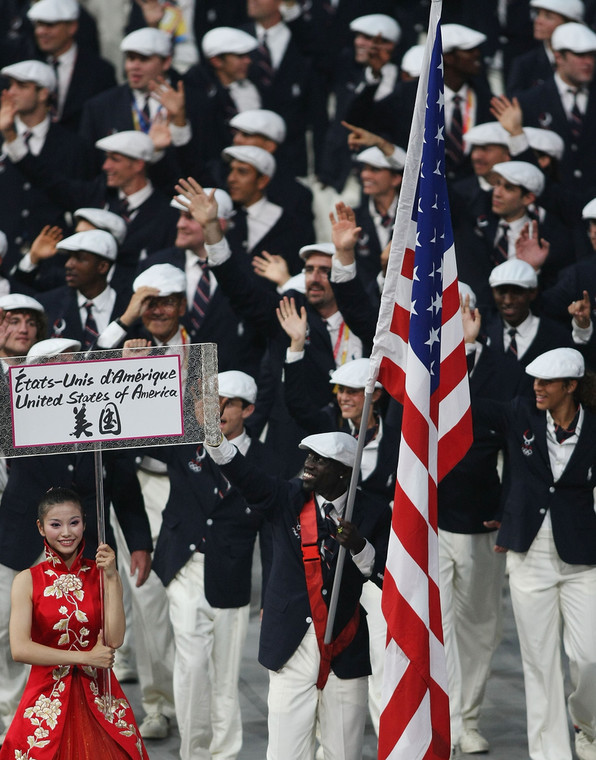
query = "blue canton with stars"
xmin=408 ymin=26 xmax=455 ymax=398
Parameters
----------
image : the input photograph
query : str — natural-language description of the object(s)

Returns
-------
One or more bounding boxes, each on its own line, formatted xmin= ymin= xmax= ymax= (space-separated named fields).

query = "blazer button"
xmin=306 ymin=616 xmax=312 ymax=624
xmin=539 ymin=509 xmax=546 ymax=514
xmin=189 ymin=543 xmax=196 ymax=551
xmin=549 ymin=486 xmax=555 ymax=493
xmin=67 ymin=464 xmax=74 ymax=472
xmin=206 ymin=518 xmax=213 ymax=526
xmin=321 ymin=589 xmax=327 ymax=595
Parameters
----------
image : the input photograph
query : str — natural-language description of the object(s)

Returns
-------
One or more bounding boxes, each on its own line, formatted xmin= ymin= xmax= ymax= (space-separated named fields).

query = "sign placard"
xmin=9 ymin=355 xmax=185 ymax=448
xmin=0 ymin=343 xmax=220 ymax=457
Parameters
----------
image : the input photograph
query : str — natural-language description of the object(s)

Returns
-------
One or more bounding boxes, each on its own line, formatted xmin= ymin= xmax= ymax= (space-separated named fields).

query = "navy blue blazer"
xmin=38 ymin=286 xmax=132 ymax=347
xmin=219 ymin=449 xmax=391 ymax=676
xmin=506 ymin=44 xmax=553 ymax=97
xmin=475 ymin=397 xmax=596 ymax=564
xmin=151 ymin=441 xmax=267 ymax=605
xmin=58 ymin=46 xmax=117 ymax=133
xmin=0 ymin=450 xmax=152 ymax=571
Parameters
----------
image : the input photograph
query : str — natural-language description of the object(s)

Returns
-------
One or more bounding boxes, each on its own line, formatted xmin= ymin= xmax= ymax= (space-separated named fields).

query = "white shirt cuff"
xmin=508 ymin=132 xmax=529 ymax=157
xmin=351 ymin=538 xmax=375 ymax=577
xmin=330 ymin=258 xmax=356 ymax=283
xmin=205 ymin=237 xmax=232 ymax=266
xmin=4 ymin=136 xmax=28 ymax=163
xmin=169 ymin=121 xmax=192 ymax=147
xmin=204 ymin=435 xmax=236 ymax=464
xmin=572 ymin=320 xmax=593 ymax=344
xmin=18 ymin=253 xmax=37 ymax=273
xmin=285 ymin=349 xmax=305 ymax=363
xmin=97 ymin=321 xmax=127 ymax=348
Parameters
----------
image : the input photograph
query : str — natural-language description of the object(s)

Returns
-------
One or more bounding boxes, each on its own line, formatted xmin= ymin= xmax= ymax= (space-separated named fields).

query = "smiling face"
xmin=141 ymin=294 xmax=186 ymax=343
xmin=34 ymin=20 xmax=77 ymax=56
xmin=301 ymin=451 xmax=350 ymax=498
xmin=226 ymin=160 xmax=269 ymax=206
xmin=102 ymin=151 xmax=145 ymax=190
xmin=336 ymin=385 xmax=365 ymax=425
xmin=359 ymin=164 xmax=401 ymax=199
xmin=470 ymin=144 xmax=509 ymax=178
xmin=533 ymin=377 xmax=577 ymax=413
xmin=37 ymin=501 xmax=85 ymax=565
xmin=175 ymin=210 xmax=205 ymax=252
xmin=491 ymin=284 xmax=536 ymax=327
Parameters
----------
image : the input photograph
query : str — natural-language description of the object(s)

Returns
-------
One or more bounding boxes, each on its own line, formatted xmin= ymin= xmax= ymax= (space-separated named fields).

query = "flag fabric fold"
xmin=369 ymin=2 xmax=473 ymax=757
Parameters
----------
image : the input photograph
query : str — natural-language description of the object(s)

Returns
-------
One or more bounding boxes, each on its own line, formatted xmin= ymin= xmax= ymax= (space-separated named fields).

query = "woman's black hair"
xmin=37 ymin=487 xmax=83 ymax=523
xmin=571 ymin=371 xmax=596 ymax=413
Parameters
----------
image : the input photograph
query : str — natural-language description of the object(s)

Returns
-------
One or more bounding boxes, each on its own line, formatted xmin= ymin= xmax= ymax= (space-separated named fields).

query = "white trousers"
xmin=438 ymin=530 xmax=506 ymax=744
xmin=267 ymin=626 xmax=368 ymax=760
xmin=0 ymin=563 xmax=29 ymax=730
xmin=167 ymin=552 xmax=249 ymax=760
xmin=359 ymin=580 xmax=385 ymax=737
xmin=508 ymin=523 xmax=596 ymax=760
xmin=113 ymin=471 xmax=176 ymax=719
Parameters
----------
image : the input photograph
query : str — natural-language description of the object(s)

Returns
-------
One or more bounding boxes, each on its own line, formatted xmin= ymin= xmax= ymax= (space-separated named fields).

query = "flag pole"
xmin=323 ymin=389 xmax=376 ymax=644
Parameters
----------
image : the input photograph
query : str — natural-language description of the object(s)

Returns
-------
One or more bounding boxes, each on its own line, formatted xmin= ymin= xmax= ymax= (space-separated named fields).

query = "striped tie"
xmin=321 ymin=501 xmax=339 ymax=570
xmin=569 ymin=89 xmax=583 ymax=142
xmin=190 ymin=260 xmax=211 ymax=331
xmin=493 ymin=223 xmax=510 ymax=265
xmin=507 ymin=327 xmax=518 ymax=358
xmin=83 ymin=302 xmax=99 ymax=349
xmin=445 ymin=94 xmax=464 ymax=167
xmin=255 ymin=31 xmax=274 ymax=88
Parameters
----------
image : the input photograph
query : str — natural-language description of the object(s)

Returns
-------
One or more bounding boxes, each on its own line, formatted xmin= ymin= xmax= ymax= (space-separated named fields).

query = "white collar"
xmin=15 ymin=114 xmax=50 ymax=140
xmin=503 ymin=311 xmax=538 ymax=337
xmin=77 ymin=284 xmax=113 ymax=311
xmin=119 ymin=180 xmax=153 ymax=210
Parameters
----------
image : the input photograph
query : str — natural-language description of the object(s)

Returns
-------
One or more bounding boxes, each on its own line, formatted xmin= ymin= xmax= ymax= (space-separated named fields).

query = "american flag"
xmin=367 ymin=5 xmax=473 ymax=758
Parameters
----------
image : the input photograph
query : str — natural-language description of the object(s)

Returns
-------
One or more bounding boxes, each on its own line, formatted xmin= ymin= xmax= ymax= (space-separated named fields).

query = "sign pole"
xmin=94 ymin=445 xmax=112 ymax=708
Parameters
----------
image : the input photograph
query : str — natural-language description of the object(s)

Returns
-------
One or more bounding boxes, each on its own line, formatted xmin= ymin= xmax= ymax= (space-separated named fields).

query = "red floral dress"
xmin=0 ymin=544 xmax=148 ymax=760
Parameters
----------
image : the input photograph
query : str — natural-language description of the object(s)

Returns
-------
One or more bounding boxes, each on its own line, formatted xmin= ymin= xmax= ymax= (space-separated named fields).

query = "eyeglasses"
xmin=144 ymin=296 xmax=181 ymax=311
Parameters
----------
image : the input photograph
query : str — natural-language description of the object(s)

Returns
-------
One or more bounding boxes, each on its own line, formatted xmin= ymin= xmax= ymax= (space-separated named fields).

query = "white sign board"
xmin=9 ymin=355 xmax=185 ymax=449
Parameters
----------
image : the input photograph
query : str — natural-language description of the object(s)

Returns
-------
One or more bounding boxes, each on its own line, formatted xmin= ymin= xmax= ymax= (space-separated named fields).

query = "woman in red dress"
xmin=0 ymin=487 xmax=149 ymax=760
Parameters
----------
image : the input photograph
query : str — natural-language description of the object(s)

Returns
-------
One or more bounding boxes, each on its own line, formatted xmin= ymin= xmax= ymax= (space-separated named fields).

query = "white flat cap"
xmin=458 ymin=281 xmax=477 ymax=309
xmin=121 ymin=28 xmax=171 ymax=57
xmin=1 ymin=60 xmax=56 ymax=91
xmin=229 ymin=109 xmax=286 ymax=144
xmin=355 ymin=146 xmax=400 ymax=170
xmin=56 ymin=230 xmax=118 ymax=261
xmin=0 ymin=294 xmax=44 ymax=313
xmin=299 ymin=242 xmax=335 ymax=260
xmin=0 ymin=231 xmax=6 ymax=259
xmin=171 ymin=188 xmax=234 ymax=219
xmin=27 ymin=338 xmax=81 ymax=363
xmin=551 ymin=22 xmax=596 ymax=53
xmin=442 ymin=24 xmax=487 ymax=53
xmin=489 ymin=259 xmax=538 ymax=289
xmin=299 ymin=432 xmax=358 ymax=468
xmin=133 ymin=263 xmax=186 ymax=295
xmin=284 ymin=272 xmax=306 ymax=293
xmin=218 ymin=370 xmax=257 ymax=403
xmin=95 ymin=131 xmax=155 ymax=162
xmin=330 ymin=358 xmax=381 ymax=389
xmin=525 ymin=347 xmax=584 ymax=379
xmin=28 ymin=0 xmax=79 ymax=22
xmin=491 ymin=161 xmax=545 ymax=196
xmin=582 ymin=198 xmax=596 ymax=219
xmin=349 ymin=14 xmax=401 ymax=44
xmin=222 ymin=145 xmax=276 ymax=178
xmin=523 ymin=127 xmax=565 ymax=160
xmin=401 ymin=44 xmax=425 ymax=78
xmin=202 ymin=27 xmax=258 ymax=58
xmin=74 ymin=208 xmax=127 ymax=245
xmin=463 ymin=121 xmax=509 ymax=150
xmin=530 ymin=0 xmax=584 ymax=23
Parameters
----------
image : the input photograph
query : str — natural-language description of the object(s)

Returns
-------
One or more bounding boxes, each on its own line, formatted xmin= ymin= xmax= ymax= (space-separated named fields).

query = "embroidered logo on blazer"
xmin=188 ymin=445 xmax=206 ymax=472
xmin=521 ymin=429 xmax=534 ymax=456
